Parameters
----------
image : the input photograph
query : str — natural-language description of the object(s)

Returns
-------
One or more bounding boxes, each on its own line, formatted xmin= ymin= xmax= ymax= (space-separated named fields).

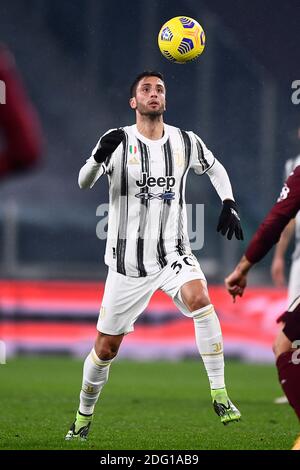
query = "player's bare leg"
xmin=274 ymin=301 xmax=300 ymax=449
xmin=94 ymin=331 xmax=124 ymax=360
xmin=180 ymin=279 xmax=241 ymax=425
xmin=273 ymin=328 xmax=292 ymax=404
xmin=274 ymin=328 xmax=299 ymax=413
xmin=275 ymin=331 xmax=300 ymax=449
xmin=273 ymin=324 xmax=290 ymax=404
xmin=273 ymin=328 xmax=292 ymax=359
xmin=65 ymin=332 xmax=124 ymax=440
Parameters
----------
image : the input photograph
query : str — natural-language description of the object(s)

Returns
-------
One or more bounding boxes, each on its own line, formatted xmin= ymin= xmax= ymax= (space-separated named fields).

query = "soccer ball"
xmin=158 ymin=16 xmax=205 ymax=63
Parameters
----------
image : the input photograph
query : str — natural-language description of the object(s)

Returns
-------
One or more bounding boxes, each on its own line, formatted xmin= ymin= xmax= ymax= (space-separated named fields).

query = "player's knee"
xmin=272 ymin=337 xmax=281 ymax=357
xmin=185 ymin=292 xmax=210 ymax=312
xmin=95 ymin=346 xmax=118 ymax=361
xmin=273 ymin=342 xmax=289 ymax=359
xmin=272 ymin=340 xmax=277 ymax=356
xmin=94 ymin=332 xmax=122 ymax=361
xmin=273 ymin=331 xmax=292 ymax=359
xmin=180 ymin=281 xmax=210 ymax=312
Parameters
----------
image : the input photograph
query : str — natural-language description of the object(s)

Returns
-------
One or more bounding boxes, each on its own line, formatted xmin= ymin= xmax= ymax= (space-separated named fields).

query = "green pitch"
xmin=0 ymin=357 xmax=298 ymax=450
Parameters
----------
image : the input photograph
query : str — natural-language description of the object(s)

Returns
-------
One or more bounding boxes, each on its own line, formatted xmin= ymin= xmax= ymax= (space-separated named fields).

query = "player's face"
xmin=130 ymin=76 xmax=166 ymax=117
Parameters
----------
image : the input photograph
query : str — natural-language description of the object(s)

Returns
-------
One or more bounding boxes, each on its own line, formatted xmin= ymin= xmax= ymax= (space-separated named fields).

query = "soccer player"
xmin=271 ymin=151 xmax=300 ymax=405
xmin=225 ymin=166 xmax=300 ymax=450
xmin=66 ymin=71 xmax=243 ymax=440
xmin=0 ymin=44 xmax=42 ymax=178
xmin=271 ymin=151 xmax=300 ymax=306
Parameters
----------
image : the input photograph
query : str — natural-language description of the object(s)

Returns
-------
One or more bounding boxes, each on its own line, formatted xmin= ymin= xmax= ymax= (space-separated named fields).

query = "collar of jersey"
xmin=132 ymin=124 xmax=169 ymax=145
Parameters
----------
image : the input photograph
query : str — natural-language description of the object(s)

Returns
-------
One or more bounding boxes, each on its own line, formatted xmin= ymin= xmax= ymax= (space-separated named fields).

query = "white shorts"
xmin=97 ymin=253 xmax=206 ymax=335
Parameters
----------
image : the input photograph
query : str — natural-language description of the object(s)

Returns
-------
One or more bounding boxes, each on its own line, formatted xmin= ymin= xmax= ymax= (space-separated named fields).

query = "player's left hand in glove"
xmin=94 ymin=128 xmax=125 ymax=163
xmin=217 ymin=199 xmax=244 ymax=240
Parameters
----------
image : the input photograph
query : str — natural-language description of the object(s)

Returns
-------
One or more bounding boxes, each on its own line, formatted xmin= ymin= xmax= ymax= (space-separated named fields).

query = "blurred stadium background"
xmin=0 ymin=0 xmax=299 ymax=364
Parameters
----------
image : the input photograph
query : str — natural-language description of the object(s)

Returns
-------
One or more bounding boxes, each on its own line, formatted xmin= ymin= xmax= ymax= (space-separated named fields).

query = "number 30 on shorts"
xmin=171 ymin=255 xmax=196 ymax=275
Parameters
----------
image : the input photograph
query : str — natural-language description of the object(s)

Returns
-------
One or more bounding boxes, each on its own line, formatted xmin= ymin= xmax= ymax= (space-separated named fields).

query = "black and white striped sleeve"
xmin=190 ymin=132 xmax=234 ymax=201
xmin=190 ymin=132 xmax=215 ymax=175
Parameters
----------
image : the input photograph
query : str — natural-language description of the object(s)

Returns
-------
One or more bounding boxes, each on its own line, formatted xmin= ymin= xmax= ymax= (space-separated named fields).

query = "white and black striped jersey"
xmin=79 ymin=123 xmax=234 ymax=277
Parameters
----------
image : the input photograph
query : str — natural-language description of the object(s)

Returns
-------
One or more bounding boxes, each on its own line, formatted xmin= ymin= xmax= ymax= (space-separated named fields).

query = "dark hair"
xmin=130 ymin=71 xmax=165 ymax=98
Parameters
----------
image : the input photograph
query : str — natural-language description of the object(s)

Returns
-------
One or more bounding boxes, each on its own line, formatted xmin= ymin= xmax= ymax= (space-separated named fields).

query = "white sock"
xmin=79 ymin=348 xmax=113 ymax=415
xmin=193 ymin=304 xmax=225 ymax=390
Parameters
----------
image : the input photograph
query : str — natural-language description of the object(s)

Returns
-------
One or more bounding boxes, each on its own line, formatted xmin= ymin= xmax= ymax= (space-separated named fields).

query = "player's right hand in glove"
xmin=93 ymin=128 xmax=125 ymax=163
xmin=217 ymin=199 xmax=244 ymax=241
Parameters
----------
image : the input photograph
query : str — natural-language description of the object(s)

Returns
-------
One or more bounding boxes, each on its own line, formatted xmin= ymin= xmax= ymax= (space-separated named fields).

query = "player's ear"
xmin=129 ymin=97 xmax=137 ymax=110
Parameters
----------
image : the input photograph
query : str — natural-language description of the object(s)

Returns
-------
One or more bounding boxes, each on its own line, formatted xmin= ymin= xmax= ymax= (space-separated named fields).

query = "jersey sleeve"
xmin=246 ymin=166 xmax=300 ymax=263
xmin=78 ymin=129 xmax=118 ymax=189
xmin=189 ymin=132 xmax=215 ymax=175
xmin=206 ymin=159 xmax=234 ymax=202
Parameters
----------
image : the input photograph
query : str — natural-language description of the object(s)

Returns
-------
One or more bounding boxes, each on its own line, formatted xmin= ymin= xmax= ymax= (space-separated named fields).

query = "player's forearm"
xmin=235 ymin=255 xmax=253 ymax=275
xmin=206 ymin=159 xmax=234 ymax=202
xmin=246 ymin=170 xmax=300 ymax=264
xmin=246 ymin=212 xmax=291 ymax=263
xmin=78 ymin=156 xmax=104 ymax=189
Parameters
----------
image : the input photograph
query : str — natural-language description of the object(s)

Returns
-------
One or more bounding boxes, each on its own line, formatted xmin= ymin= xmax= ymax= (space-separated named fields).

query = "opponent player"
xmin=271 ymin=152 xmax=300 ymax=405
xmin=271 ymin=153 xmax=300 ymax=306
xmin=0 ymin=44 xmax=42 ymax=178
xmin=225 ymin=166 xmax=300 ymax=450
xmin=66 ymin=71 xmax=243 ymax=440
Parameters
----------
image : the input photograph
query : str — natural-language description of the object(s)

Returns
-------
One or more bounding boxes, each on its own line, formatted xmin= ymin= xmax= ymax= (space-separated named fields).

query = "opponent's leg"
xmin=274 ymin=301 xmax=300 ymax=449
xmin=273 ymin=325 xmax=289 ymax=404
xmin=292 ymin=434 xmax=300 ymax=451
xmin=275 ymin=325 xmax=300 ymax=420
xmin=274 ymin=264 xmax=300 ymax=405
xmin=276 ymin=348 xmax=300 ymax=420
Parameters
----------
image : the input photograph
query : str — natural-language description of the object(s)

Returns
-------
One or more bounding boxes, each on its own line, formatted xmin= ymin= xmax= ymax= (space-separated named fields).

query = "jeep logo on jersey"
xmin=136 ymin=172 xmax=175 ymax=190
xmin=135 ymin=173 xmax=176 ymax=201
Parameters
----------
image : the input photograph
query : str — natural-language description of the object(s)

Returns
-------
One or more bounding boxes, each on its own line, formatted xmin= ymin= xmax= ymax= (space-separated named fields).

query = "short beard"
xmin=137 ymin=103 xmax=165 ymax=119
xmin=141 ymin=110 xmax=163 ymax=120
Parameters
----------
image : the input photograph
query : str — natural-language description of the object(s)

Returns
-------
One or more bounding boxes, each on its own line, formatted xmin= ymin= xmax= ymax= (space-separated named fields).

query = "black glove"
xmin=217 ymin=200 xmax=244 ymax=240
xmin=94 ymin=129 xmax=125 ymax=163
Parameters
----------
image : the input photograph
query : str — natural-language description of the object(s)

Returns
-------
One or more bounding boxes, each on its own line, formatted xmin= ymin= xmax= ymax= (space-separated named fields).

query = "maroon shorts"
xmin=277 ymin=296 xmax=300 ymax=343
